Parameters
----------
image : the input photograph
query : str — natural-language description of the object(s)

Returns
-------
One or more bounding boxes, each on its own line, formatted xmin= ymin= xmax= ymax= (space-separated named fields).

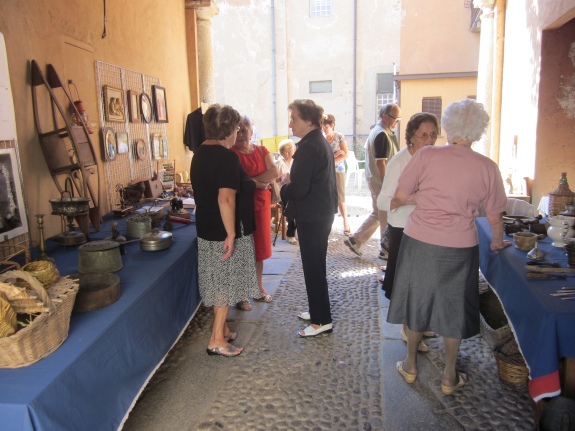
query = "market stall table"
xmin=476 ymin=217 xmax=575 ymax=401
xmin=0 ymin=214 xmax=200 ymax=431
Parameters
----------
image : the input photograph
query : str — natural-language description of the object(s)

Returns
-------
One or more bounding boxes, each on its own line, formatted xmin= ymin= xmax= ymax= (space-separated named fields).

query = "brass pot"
xmin=78 ymin=240 xmax=123 ymax=273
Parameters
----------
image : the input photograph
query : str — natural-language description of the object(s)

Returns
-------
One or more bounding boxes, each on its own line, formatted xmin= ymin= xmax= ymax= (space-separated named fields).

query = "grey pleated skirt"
xmin=197 ymin=234 xmax=260 ymax=307
xmin=387 ymin=235 xmax=480 ymax=339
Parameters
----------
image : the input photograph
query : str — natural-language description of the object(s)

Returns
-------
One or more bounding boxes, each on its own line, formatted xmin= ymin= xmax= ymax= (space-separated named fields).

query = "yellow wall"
xmin=400 ymin=1 xmax=479 ymax=75
xmin=0 ymin=0 xmax=195 ymax=240
xmin=397 ymin=77 xmax=478 ymax=148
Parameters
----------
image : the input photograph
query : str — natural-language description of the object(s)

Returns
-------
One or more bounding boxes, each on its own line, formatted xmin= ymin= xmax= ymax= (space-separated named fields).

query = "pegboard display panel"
xmin=0 ymin=139 xmax=31 ymax=258
xmin=95 ymin=61 xmax=170 ymax=210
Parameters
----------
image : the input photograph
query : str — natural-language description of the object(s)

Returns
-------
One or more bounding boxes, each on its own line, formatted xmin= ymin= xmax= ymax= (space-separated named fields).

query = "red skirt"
xmin=253 ymin=206 xmax=272 ymax=261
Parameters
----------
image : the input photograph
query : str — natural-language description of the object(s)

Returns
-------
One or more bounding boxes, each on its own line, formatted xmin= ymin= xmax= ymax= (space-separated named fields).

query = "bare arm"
xmin=334 ymin=139 xmax=349 ymax=163
xmin=218 ymin=187 xmax=236 ymax=260
xmin=394 ymin=187 xmax=417 ymax=206
xmin=486 ymin=212 xmax=510 ymax=252
xmin=253 ymin=152 xmax=279 ymax=183
xmin=376 ymin=159 xmax=387 ymax=182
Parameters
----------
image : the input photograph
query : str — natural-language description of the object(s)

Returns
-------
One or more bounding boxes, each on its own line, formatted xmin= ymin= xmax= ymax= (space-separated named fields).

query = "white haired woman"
xmin=276 ymin=139 xmax=298 ymax=244
xmin=387 ymin=99 xmax=509 ymax=394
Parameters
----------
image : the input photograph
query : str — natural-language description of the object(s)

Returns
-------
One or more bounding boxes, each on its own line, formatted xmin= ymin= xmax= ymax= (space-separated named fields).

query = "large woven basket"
xmin=0 ymin=270 xmax=78 ymax=368
xmin=493 ymin=338 xmax=529 ymax=391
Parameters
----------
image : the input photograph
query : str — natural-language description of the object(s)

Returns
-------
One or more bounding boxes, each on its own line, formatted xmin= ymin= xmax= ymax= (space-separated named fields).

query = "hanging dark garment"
xmin=184 ymin=107 xmax=206 ymax=152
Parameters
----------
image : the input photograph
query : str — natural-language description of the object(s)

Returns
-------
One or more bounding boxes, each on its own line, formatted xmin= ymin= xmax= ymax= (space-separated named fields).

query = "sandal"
xmin=224 ymin=331 xmax=237 ymax=342
xmin=343 ymin=229 xmax=351 ymax=237
xmin=206 ymin=344 xmax=243 ymax=357
xmin=396 ymin=360 xmax=417 ymax=384
xmin=441 ymin=372 xmax=468 ymax=395
xmin=400 ymin=327 xmax=429 ymax=353
xmin=236 ymin=300 xmax=252 ymax=311
xmin=254 ymin=293 xmax=273 ymax=303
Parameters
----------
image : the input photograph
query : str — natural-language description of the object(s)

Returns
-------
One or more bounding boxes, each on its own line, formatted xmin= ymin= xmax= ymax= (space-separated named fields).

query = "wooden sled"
xmin=30 ymin=60 xmax=101 ymax=234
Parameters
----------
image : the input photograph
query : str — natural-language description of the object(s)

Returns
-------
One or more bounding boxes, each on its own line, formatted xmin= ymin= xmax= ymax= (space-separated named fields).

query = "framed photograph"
xmin=135 ymin=139 xmax=147 ymax=160
xmin=102 ymin=127 xmax=116 ymax=161
xmin=0 ymin=148 xmax=29 ymax=241
xmin=151 ymin=134 xmax=161 ymax=159
xmin=103 ymin=85 xmax=126 ymax=123
xmin=152 ymin=85 xmax=169 ymax=123
xmin=140 ymin=93 xmax=153 ymax=123
xmin=116 ymin=131 xmax=129 ymax=154
xmin=128 ymin=90 xmax=140 ymax=123
xmin=161 ymin=139 xmax=169 ymax=158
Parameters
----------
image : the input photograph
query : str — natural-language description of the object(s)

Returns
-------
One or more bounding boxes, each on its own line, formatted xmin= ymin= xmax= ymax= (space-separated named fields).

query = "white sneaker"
xmin=287 ymin=237 xmax=299 ymax=245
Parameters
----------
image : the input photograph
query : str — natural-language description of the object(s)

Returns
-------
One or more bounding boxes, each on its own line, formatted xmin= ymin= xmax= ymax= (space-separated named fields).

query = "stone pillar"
xmin=186 ymin=1 xmax=219 ymax=105
xmin=473 ymin=0 xmax=496 ymax=158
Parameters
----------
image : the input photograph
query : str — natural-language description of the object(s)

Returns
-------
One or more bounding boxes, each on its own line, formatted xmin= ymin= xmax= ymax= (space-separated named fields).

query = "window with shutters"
xmin=422 ymin=97 xmax=442 ymax=134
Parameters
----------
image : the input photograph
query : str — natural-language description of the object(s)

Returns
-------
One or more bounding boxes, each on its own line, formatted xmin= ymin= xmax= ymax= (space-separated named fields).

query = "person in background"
xmin=281 ymin=99 xmax=338 ymax=337
xmin=190 ymin=104 xmax=260 ymax=357
xmin=231 ymin=116 xmax=279 ymax=310
xmin=322 ymin=114 xmax=351 ymax=236
xmin=344 ymin=104 xmax=401 ymax=258
xmin=377 ymin=112 xmax=440 ymax=353
xmin=276 ymin=138 xmax=298 ymax=245
xmin=388 ymin=99 xmax=509 ymax=395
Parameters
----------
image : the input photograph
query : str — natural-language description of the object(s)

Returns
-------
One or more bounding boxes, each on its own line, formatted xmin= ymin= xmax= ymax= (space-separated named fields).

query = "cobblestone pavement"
xmin=123 ymin=183 xmax=535 ymax=431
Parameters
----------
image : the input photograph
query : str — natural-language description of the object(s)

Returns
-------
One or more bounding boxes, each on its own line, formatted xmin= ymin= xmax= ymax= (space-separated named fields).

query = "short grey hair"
xmin=441 ymin=99 xmax=490 ymax=143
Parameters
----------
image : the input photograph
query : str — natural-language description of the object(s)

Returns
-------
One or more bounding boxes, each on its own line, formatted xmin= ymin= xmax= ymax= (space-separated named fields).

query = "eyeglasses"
xmin=414 ymin=132 xmax=438 ymax=140
xmin=386 ymin=113 xmax=401 ymax=121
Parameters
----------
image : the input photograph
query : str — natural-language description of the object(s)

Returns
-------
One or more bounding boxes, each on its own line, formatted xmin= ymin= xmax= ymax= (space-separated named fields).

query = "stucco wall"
xmin=211 ymin=0 xmax=401 ymax=145
xmin=534 ymin=19 xmax=575 ymax=204
xmin=400 ymin=1 xmax=479 ymax=75
xmin=499 ymin=0 xmax=575 ymax=206
xmin=397 ymin=77 xmax=478 ymax=148
xmin=0 ymin=0 xmax=194 ymax=241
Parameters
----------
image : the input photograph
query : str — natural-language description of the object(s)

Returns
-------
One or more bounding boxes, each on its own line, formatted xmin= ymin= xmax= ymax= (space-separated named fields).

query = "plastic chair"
xmin=345 ymin=150 xmax=365 ymax=189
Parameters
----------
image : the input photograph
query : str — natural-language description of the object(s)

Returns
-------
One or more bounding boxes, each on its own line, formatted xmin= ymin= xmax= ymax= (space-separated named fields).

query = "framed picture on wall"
xmin=102 ymin=127 xmax=116 ymax=161
xmin=135 ymin=139 xmax=147 ymax=160
xmin=140 ymin=93 xmax=153 ymax=123
xmin=128 ymin=90 xmax=140 ymax=123
xmin=103 ymin=85 xmax=125 ymax=123
xmin=152 ymin=85 xmax=168 ymax=123
xmin=0 ymin=148 xmax=29 ymax=240
xmin=116 ymin=131 xmax=129 ymax=154
xmin=151 ymin=133 xmax=161 ymax=160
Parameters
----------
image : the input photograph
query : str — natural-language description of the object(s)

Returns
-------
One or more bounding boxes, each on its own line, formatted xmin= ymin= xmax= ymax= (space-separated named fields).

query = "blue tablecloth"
xmin=476 ymin=217 xmax=575 ymax=401
xmin=0 ymin=213 xmax=200 ymax=430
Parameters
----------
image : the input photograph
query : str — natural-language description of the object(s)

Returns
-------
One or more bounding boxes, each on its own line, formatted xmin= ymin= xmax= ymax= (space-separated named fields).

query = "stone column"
xmin=473 ymin=0 xmax=496 ymax=158
xmin=186 ymin=1 xmax=219 ymax=105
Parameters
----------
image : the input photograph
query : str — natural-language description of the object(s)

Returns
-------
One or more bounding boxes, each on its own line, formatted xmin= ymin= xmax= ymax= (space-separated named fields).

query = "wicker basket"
xmin=493 ymin=338 xmax=529 ymax=390
xmin=0 ymin=292 xmax=17 ymax=337
xmin=19 ymin=260 xmax=60 ymax=289
xmin=0 ymin=270 xmax=78 ymax=368
xmin=548 ymin=172 xmax=575 ymax=217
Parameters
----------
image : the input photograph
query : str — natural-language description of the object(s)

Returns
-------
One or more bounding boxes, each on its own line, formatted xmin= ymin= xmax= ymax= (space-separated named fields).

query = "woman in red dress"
xmin=231 ymin=116 xmax=279 ymax=310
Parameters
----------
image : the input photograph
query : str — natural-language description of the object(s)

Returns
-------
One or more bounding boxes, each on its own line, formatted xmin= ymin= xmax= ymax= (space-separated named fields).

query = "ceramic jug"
xmin=547 ymin=216 xmax=575 ymax=247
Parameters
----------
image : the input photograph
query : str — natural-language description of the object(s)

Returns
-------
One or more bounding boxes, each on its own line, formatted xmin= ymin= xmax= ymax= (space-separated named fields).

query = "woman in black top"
xmin=280 ymin=99 xmax=338 ymax=337
xmin=191 ymin=104 xmax=260 ymax=357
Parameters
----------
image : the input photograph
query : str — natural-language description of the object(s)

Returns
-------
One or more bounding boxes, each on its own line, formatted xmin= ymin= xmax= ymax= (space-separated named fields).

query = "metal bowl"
xmin=72 ymin=272 xmax=121 ymax=312
xmin=78 ymin=240 xmax=123 ymax=273
xmin=140 ymin=230 xmax=172 ymax=251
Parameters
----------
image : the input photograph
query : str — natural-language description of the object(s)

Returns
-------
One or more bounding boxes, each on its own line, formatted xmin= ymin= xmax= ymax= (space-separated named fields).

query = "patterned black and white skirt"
xmin=197 ymin=234 xmax=260 ymax=307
